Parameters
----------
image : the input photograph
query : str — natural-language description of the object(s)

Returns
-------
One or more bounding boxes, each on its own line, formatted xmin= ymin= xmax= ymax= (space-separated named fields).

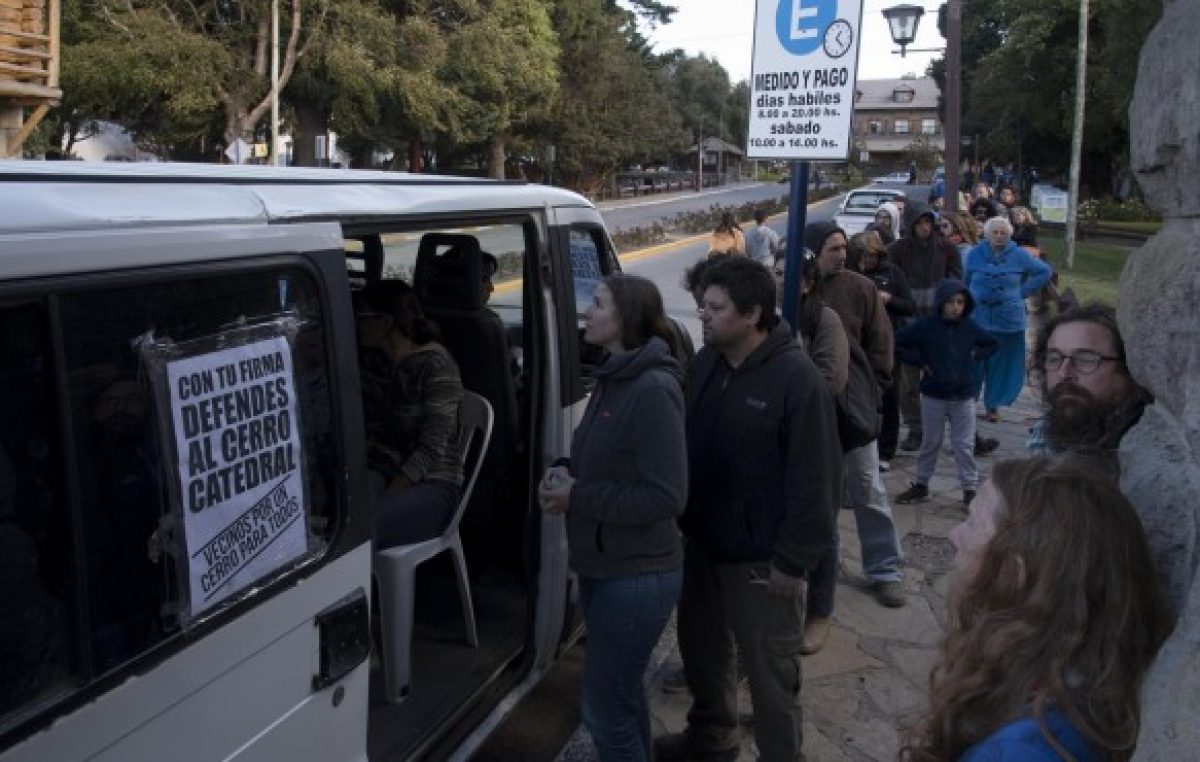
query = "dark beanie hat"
xmin=803 ymin=221 xmax=845 ymax=255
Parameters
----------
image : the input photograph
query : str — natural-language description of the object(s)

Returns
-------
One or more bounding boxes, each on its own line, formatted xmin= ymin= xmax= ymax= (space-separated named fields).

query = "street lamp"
xmin=881 ymin=4 xmax=925 ymax=57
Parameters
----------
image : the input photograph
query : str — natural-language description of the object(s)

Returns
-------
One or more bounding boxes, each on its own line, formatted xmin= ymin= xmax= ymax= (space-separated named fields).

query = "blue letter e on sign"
xmin=776 ymin=0 xmax=835 ymax=55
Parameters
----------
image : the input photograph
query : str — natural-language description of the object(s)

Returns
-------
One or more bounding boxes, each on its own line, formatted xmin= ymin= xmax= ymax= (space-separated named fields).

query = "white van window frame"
xmin=551 ymin=221 xmax=620 ymax=406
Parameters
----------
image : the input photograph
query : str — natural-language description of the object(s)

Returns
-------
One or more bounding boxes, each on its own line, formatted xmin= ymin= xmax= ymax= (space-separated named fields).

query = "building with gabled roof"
xmin=851 ymin=75 xmax=944 ymax=169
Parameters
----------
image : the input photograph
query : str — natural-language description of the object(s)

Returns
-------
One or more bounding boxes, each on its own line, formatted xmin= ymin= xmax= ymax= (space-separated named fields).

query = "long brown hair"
xmin=943 ymin=211 xmax=978 ymax=245
xmin=603 ymin=273 xmax=683 ymax=361
xmin=903 ymin=458 xmax=1173 ymax=762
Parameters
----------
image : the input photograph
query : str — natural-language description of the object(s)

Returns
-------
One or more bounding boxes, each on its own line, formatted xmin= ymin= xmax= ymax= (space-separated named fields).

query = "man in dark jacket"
xmin=802 ymin=222 xmax=906 ymax=659
xmin=887 ymin=205 xmax=963 ymax=450
xmin=656 ymin=257 xmax=842 ymax=762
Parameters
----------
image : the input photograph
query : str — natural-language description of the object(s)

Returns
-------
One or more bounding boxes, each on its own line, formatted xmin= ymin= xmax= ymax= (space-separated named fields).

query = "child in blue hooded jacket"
xmin=894 ymin=280 xmax=998 ymax=506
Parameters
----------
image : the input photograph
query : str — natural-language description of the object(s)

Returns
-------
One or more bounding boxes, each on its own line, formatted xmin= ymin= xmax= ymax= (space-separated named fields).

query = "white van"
xmin=0 ymin=162 xmax=617 ymax=760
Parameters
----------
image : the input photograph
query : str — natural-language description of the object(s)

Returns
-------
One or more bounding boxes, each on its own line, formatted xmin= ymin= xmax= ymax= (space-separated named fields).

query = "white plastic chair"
xmin=373 ymin=391 xmax=493 ymax=703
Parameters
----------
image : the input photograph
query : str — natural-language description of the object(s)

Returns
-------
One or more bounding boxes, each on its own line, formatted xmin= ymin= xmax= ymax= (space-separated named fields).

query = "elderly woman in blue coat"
xmin=963 ymin=216 xmax=1052 ymax=422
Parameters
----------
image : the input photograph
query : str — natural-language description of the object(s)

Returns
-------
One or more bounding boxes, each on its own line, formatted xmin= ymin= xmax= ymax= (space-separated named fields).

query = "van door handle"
xmin=312 ymin=588 xmax=370 ymax=691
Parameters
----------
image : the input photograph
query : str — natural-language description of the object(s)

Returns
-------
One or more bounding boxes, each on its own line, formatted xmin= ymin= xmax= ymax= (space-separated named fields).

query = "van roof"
xmin=0 ymin=161 xmax=594 ymax=234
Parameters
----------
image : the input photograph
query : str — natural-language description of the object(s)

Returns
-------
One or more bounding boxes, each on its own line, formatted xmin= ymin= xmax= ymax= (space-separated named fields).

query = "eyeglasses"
xmin=1043 ymin=350 xmax=1121 ymax=374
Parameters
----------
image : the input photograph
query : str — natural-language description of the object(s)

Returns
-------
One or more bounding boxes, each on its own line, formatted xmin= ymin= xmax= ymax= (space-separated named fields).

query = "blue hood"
xmin=935 ymin=278 xmax=973 ymax=317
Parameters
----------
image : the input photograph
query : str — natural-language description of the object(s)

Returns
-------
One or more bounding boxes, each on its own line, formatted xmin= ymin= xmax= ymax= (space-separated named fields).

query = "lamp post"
xmin=881 ymin=4 xmax=925 ymax=58
xmin=882 ymin=2 xmax=961 ymax=212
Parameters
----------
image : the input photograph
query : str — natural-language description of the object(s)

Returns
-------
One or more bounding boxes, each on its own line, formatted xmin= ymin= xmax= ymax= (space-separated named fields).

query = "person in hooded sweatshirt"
xmin=894 ymin=280 xmax=999 ymax=507
xmin=866 ymin=201 xmax=901 ymax=245
xmin=886 ymin=205 xmax=963 ymax=451
xmin=655 ymin=256 xmax=841 ymax=762
xmin=538 ymin=273 xmax=687 ymax=761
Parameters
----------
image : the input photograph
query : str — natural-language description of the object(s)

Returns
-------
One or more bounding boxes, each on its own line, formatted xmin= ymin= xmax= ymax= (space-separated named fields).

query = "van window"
xmin=0 ymin=299 xmax=76 ymax=723
xmin=1 ymin=267 xmax=341 ymax=737
xmin=566 ymin=226 xmax=616 ymax=390
xmin=569 ymin=227 xmax=607 ymax=317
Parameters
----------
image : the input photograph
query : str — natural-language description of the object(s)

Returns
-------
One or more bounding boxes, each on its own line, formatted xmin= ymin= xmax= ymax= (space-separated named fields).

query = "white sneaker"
xmin=879 ymin=460 xmax=891 ymax=472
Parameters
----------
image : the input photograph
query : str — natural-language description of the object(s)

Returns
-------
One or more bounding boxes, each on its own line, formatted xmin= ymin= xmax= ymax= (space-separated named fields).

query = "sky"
xmin=642 ymin=0 xmax=943 ymax=83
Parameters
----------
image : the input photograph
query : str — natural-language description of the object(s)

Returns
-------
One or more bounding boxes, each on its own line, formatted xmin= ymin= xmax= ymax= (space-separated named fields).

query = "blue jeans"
xmin=917 ymin=395 xmax=979 ymax=490
xmin=808 ymin=441 xmax=903 ymax=618
xmin=579 ymin=568 xmax=683 ymax=761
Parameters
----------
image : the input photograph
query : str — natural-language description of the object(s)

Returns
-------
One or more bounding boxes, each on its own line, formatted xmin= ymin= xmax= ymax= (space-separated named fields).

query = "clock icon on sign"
xmin=823 ymin=19 xmax=853 ymax=59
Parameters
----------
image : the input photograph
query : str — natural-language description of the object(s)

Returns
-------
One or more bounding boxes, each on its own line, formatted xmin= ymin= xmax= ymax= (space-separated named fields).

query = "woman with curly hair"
xmin=904 ymin=457 xmax=1173 ymax=762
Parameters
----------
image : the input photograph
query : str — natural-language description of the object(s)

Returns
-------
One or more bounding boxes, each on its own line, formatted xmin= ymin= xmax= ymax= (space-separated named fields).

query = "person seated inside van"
xmin=357 ymin=280 xmax=466 ymax=547
xmin=480 ymin=250 xmax=498 ymax=305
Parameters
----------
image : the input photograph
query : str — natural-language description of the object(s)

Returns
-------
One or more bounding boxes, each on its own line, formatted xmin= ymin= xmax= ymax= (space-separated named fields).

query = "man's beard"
xmin=1045 ymin=381 xmax=1140 ymax=450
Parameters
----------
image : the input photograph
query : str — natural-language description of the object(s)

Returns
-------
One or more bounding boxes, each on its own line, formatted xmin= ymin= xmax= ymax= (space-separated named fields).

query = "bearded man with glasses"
xmin=1027 ymin=302 xmax=1152 ymax=465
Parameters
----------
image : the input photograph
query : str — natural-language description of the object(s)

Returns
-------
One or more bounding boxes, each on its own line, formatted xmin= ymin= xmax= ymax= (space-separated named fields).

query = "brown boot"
xmin=800 ymin=616 xmax=831 ymax=655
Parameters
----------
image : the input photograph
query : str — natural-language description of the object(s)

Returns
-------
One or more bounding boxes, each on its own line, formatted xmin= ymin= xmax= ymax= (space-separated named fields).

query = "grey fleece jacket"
xmin=566 ymin=337 xmax=687 ymax=579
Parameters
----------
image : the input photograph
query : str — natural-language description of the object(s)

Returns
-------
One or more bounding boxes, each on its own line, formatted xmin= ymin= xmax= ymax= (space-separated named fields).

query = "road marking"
xmin=600 ymin=183 xmax=776 ymax=212
xmin=616 ymin=196 xmax=842 ymax=266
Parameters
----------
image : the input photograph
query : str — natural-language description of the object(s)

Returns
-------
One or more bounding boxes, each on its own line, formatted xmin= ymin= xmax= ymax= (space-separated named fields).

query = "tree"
xmin=936 ymin=0 xmax=1161 ymax=193
xmin=286 ymin=0 xmax=468 ymax=168
xmin=663 ymin=53 xmax=731 ymax=142
xmin=47 ymin=5 xmax=233 ymax=157
xmin=442 ymin=0 xmax=559 ymax=178
xmin=723 ymin=80 xmax=751 ymax=151
xmin=47 ymin=0 xmax=324 ymax=156
xmin=606 ymin=0 xmax=675 ymax=25
xmin=539 ymin=0 xmax=686 ymax=192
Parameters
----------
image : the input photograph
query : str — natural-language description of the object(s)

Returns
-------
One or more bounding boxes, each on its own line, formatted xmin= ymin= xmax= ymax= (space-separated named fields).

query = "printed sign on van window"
xmin=166 ymin=336 xmax=307 ymax=616
xmin=569 ymin=231 xmax=604 ymax=309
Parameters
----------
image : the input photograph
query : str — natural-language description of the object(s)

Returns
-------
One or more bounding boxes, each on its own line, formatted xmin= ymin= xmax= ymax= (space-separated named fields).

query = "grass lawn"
xmin=1094 ymin=220 xmax=1162 ymax=235
xmin=1038 ymin=232 xmax=1131 ymax=306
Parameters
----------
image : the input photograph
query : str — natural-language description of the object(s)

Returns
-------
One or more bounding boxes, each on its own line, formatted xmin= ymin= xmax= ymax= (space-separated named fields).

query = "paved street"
xmin=596 ymin=181 xmax=794 ymax=233
xmin=615 ymin=189 xmax=844 ymax=344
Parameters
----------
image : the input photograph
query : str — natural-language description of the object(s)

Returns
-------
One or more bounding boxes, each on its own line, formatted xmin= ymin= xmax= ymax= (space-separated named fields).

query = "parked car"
xmin=874 ymin=171 xmax=911 ymax=184
xmin=834 ymin=186 xmax=908 ymax=236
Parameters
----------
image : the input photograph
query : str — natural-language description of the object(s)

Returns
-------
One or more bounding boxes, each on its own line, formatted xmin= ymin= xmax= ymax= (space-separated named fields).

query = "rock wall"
xmin=1121 ymin=0 xmax=1200 ymax=758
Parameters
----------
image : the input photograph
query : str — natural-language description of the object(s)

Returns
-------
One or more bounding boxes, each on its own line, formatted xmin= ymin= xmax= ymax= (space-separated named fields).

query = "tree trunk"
xmin=408 ymin=134 xmax=422 ymax=173
xmin=488 ymin=133 xmax=506 ymax=180
xmin=292 ymin=103 xmax=327 ymax=167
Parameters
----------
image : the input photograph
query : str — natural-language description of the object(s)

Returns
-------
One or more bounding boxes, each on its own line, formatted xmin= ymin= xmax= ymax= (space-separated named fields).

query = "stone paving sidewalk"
xmin=557 ymin=386 xmax=1045 ymax=762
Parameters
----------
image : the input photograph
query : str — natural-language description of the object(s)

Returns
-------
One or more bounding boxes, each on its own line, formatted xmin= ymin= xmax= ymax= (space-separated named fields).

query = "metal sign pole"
xmin=782 ymin=161 xmax=810 ymax=336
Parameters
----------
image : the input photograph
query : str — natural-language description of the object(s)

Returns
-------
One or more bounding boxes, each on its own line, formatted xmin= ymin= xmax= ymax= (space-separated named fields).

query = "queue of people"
xmin=354 ymin=192 xmax=1174 ymax=760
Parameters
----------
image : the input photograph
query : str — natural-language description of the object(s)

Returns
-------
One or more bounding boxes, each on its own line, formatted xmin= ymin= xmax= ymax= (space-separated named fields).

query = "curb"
xmin=615 ymin=196 xmax=840 ymax=266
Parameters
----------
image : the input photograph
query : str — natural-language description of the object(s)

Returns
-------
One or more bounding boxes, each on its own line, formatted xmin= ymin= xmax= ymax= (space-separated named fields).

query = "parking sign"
xmin=748 ymin=0 xmax=865 ymax=160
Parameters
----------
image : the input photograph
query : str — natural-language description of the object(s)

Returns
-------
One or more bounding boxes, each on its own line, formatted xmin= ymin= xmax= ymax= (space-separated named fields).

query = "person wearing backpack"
xmin=894 ymin=280 xmax=999 ymax=507
xmin=805 ymin=222 xmax=906 ymax=657
xmin=774 ymin=250 xmax=848 ymax=397
xmin=774 ymin=248 xmax=882 ymax=453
